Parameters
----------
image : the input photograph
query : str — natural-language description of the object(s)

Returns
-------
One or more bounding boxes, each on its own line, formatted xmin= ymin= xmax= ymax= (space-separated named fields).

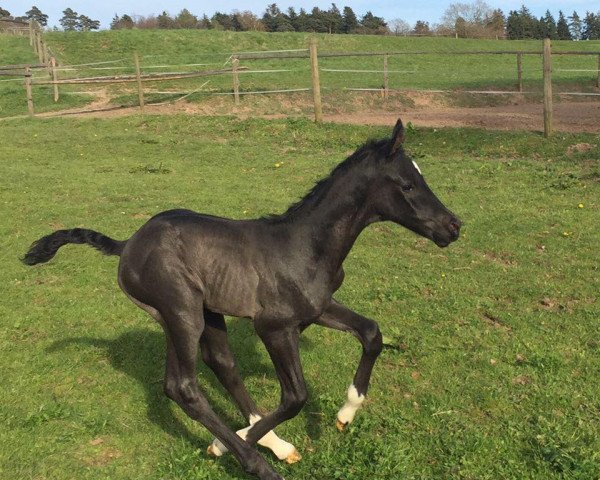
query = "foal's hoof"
xmin=206 ymin=443 xmax=219 ymax=457
xmin=336 ymin=419 xmax=348 ymax=432
xmin=285 ymin=448 xmax=302 ymax=464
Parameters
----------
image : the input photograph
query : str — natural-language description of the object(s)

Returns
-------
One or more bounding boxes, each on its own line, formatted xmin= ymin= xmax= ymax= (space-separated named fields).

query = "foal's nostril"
xmin=448 ymin=218 xmax=461 ymax=237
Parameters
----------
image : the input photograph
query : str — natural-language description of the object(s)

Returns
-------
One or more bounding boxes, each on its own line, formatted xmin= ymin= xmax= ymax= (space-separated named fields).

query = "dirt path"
xmin=326 ymin=101 xmax=600 ymax=134
xmin=35 ymin=91 xmax=600 ymax=134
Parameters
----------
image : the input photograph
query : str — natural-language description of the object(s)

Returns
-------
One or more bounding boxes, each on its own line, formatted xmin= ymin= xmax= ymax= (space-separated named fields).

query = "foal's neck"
xmin=286 ymin=170 xmax=376 ymax=272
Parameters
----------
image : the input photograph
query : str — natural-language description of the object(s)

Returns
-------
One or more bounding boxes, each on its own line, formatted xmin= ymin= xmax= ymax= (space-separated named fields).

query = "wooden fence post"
xmin=51 ymin=57 xmax=59 ymax=102
xmin=232 ymin=55 xmax=240 ymax=106
xmin=383 ymin=54 xmax=389 ymax=99
xmin=35 ymin=32 xmax=44 ymax=63
xmin=133 ymin=52 xmax=145 ymax=113
xmin=543 ymin=38 xmax=553 ymax=138
xmin=309 ymin=38 xmax=323 ymax=123
xmin=25 ymin=67 xmax=34 ymax=117
xmin=516 ymin=52 xmax=523 ymax=92
xmin=29 ymin=20 xmax=34 ymax=46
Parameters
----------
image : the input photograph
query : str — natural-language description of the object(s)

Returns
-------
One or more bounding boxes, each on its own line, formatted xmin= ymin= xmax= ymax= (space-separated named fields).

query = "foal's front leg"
xmin=315 ymin=300 xmax=383 ymax=430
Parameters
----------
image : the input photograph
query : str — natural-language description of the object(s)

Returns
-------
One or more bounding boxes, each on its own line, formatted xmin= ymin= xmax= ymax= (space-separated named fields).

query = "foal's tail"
xmin=22 ymin=228 xmax=127 ymax=266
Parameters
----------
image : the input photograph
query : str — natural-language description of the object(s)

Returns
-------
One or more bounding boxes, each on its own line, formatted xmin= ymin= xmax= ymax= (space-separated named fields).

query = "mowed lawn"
xmin=1 ymin=115 xmax=599 ymax=479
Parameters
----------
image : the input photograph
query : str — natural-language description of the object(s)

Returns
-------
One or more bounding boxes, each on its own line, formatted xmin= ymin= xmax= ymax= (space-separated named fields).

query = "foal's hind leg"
xmin=201 ymin=310 xmax=299 ymax=463
xmin=160 ymin=303 xmax=283 ymax=480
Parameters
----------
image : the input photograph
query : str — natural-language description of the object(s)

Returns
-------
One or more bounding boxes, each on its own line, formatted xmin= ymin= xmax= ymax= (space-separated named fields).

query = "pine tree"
xmin=262 ymin=4 xmax=281 ymax=32
xmin=360 ymin=11 xmax=387 ymax=34
xmin=199 ymin=14 xmax=212 ymax=29
xmin=78 ymin=15 xmax=100 ymax=31
xmin=325 ymin=3 xmax=343 ymax=34
xmin=341 ymin=6 xmax=358 ymax=34
xmin=582 ymin=11 xmax=600 ymax=40
xmin=413 ymin=20 xmax=430 ymax=36
xmin=26 ymin=6 xmax=48 ymax=26
xmin=506 ymin=10 xmax=523 ymax=39
xmin=518 ymin=5 xmax=538 ymax=39
xmin=110 ymin=14 xmax=134 ymax=29
xmin=556 ymin=11 xmax=572 ymax=40
xmin=287 ymin=7 xmax=298 ymax=31
xmin=568 ymin=11 xmax=582 ymax=40
xmin=60 ymin=8 xmax=79 ymax=31
xmin=307 ymin=7 xmax=328 ymax=33
xmin=540 ymin=10 xmax=557 ymax=39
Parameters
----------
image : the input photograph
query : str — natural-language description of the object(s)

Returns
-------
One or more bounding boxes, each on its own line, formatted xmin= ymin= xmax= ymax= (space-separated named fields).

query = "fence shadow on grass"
xmin=46 ymin=317 xmax=325 ymax=460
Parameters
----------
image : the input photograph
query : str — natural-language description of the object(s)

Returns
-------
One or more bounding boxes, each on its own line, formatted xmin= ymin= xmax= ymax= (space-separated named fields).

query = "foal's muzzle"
xmin=433 ymin=216 xmax=462 ymax=248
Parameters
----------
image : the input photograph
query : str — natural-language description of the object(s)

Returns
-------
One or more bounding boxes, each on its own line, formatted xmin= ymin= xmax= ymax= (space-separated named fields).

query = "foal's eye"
xmin=401 ymin=184 xmax=414 ymax=192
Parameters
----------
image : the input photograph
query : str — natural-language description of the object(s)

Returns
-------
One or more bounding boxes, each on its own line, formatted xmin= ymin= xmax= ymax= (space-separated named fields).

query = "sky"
xmin=3 ymin=1 xmax=597 ymax=30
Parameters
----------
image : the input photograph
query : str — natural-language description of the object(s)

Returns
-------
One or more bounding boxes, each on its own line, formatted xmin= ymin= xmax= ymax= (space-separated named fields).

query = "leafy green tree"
xmin=0 ymin=7 xmax=10 ymax=19
xmin=556 ymin=11 xmax=572 ymax=40
xmin=26 ymin=6 xmax=48 ymax=26
xmin=568 ymin=11 xmax=582 ymax=40
xmin=341 ymin=6 xmax=358 ymax=33
xmin=175 ymin=8 xmax=198 ymax=29
xmin=59 ymin=8 xmax=79 ymax=31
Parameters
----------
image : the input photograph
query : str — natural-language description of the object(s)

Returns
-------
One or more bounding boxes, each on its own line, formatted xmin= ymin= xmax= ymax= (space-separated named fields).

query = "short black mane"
xmin=264 ymin=137 xmax=393 ymax=224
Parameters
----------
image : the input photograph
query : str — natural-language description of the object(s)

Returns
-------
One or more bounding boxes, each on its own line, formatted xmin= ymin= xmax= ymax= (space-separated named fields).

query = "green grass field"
xmin=1 ymin=115 xmax=599 ymax=479
xmin=2 ymin=30 xmax=599 ymax=117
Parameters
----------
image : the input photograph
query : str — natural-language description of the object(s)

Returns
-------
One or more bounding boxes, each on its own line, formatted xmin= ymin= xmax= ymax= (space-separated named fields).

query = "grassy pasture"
xmin=1 ymin=115 xmax=599 ymax=479
xmin=2 ymin=30 xmax=599 ymax=117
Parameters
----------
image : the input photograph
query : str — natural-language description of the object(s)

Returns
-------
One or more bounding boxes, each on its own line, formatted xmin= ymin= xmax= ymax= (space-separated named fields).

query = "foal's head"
xmin=370 ymin=119 xmax=461 ymax=248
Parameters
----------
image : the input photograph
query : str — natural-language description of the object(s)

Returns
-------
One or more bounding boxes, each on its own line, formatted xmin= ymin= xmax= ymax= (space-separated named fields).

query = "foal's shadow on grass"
xmin=46 ymin=318 xmax=325 ymax=455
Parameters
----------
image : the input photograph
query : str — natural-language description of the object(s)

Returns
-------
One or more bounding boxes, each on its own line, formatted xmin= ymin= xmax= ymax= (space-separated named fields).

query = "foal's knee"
xmin=363 ymin=322 xmax=383 ymax=357
xmin=282 ymin=387 xmax=308 ymax=419
xmin=201 ymin=348 xmax=235 ymax=373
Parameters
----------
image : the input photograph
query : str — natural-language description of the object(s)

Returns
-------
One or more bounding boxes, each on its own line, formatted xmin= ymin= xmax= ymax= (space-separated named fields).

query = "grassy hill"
xmin=2 ymin=29 xmax=599 ymax=117
xmin=0 ymin=33 xmax=88 ymax=117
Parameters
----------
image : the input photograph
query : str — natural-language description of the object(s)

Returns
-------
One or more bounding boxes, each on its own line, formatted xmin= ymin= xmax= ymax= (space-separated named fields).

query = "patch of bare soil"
xmin=36 ymin=89 xmax=600 ymax=134
xmin=327 ymin=101 xmax=600 ymax=134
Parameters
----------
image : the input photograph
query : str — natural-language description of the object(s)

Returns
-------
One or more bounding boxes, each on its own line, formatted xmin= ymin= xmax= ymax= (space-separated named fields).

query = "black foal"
xmin=23 ymin=119 xmax=461 ymax=480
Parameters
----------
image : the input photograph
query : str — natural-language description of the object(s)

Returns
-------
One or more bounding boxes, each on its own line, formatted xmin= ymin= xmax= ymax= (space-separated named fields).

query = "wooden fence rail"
xmin=9 ymin=37 xmax=600 ymax=136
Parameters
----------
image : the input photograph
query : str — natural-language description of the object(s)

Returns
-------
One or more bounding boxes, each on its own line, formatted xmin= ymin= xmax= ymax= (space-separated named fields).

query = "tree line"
xmin=108 ymin=3 xmax=600 ymax=40
xmin=1 ymin=6 xmax=100 ymax=31
xmin=111 ymin=5 xmax=388 ymax=35
xmin=2 ymin=3 xmax=600 ymax=39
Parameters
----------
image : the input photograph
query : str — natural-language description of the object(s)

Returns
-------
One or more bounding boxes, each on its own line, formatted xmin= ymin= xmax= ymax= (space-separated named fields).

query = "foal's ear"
xmin=390 ymin=118 xmax=405 ymax=155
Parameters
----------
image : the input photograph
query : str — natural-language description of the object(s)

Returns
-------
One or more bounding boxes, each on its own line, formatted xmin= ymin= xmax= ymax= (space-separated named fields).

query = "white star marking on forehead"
xmin=412 ymin=160 xmax=422 ymax=175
